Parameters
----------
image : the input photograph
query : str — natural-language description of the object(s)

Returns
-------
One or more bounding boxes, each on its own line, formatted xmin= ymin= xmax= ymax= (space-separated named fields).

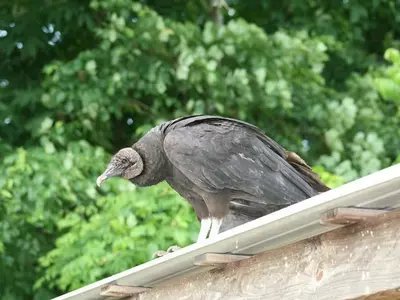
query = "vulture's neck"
xmin=130 ymin=130 xmax=169 ymax=186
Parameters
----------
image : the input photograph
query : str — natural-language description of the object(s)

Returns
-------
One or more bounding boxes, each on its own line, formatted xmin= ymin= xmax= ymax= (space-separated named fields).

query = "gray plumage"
xmin=97 ymin=115 xmax=330 ymax=243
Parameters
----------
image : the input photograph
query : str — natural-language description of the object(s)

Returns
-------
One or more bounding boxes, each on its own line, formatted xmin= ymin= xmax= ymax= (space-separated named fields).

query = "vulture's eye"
xmin=121 ymin=158 xmax=128 ymax=164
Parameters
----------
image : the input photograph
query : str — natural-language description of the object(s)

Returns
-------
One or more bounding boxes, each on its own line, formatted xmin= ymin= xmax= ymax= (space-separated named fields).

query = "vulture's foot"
xmin=152 ymin=245 xmax=182 ymax=259
xmin=152 ymin=250 xmax=168 ymax=258
xmin=167 ymin=245 xmax=181 ymax=253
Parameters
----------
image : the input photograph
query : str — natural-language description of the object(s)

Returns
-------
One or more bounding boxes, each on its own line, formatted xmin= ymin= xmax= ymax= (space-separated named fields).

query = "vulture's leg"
xmin=197 ymin=218 xmax=212 ymax=242
xmin=209 ymin=218 xmax=223 ymax=238
xmin=160 ymin=218 xmax=212 ymax=253
xmin=202 ymin=193 xmax=229 ymax=239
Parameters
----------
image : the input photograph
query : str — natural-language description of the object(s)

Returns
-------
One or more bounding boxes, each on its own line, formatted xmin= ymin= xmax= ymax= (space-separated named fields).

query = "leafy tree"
xmin=38 ymin=182 xmax=198 ymax=291
xmin=0 ymin=0 xmax=399 ymax=299
xmin=374 ymin=48 xmax=400 ymax=104
xmin=0 ymin=142 xmax=110 ymax=299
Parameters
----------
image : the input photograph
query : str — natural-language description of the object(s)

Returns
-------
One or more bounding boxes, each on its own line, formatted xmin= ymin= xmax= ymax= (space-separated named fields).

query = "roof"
xmin=53 ymin=163 xmax=400 ymax=300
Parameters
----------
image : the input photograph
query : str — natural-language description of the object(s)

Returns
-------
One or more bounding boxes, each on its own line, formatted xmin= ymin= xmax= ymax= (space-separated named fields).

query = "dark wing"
xmin=162 ymin=115 xmax=330 ymax=193
xmin=163 ymin=119 xmax=319 ymax=210
xmin=161 ymin=115 xmax=288 ymax=158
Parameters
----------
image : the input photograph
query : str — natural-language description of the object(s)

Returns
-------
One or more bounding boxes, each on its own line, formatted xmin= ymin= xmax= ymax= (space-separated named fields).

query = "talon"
xmin=152 ymin=250 xmax=168 ymax=258
xmin=167 ymin=245 xmax=181 ymax=253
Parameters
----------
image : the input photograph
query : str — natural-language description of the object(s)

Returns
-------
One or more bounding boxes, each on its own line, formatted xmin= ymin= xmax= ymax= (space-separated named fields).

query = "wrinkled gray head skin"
xmin=96 ymin=147 xmax=144 ymax=187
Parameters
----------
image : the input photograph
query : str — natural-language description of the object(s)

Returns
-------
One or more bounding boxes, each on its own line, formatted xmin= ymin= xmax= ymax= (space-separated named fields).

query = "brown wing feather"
xmin=285 ymin=151 xmax=330 ymax=192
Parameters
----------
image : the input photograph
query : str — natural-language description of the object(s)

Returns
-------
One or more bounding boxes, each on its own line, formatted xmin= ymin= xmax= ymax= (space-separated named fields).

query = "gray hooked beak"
xmin=97 ymin=166 xmax=116 ymax=187
xmin=96 ymin=173 xmax=108 ymax=187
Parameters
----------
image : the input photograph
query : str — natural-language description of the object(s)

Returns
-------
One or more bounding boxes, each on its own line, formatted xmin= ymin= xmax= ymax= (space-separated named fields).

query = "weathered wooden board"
xmin=99 ymin=284 xmax=150 ymax=297
xmin=130 ymin=210 xmax=400 ymax=300
xmin=348 ymin=287 xmax=400 ymax=300
xmin=194 ymin=253 xmax=252 ymax=267
xmin=320 ymin=207 xmax=389 ymax=226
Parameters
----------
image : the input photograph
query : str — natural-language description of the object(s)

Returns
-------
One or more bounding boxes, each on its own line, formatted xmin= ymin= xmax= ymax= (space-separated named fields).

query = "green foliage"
xmin=0 ymin=0 xmax=97 ymax=147
xmin=1 ymin=0 xmax=400 ymax=299
xmin=0 ymin=140 xmax=197 ymax=298
xmin=38 ymin=182 xmax=197 ymax=291
xmin=374 ymin=48 xmax=400 ymax=103
xmin=41 ymin=4 xmax=332 ymax=152
xmin=0 ymin=141 xmax=109 ymax=299
xmin=312 ymin=166 xmax=345 ymax=189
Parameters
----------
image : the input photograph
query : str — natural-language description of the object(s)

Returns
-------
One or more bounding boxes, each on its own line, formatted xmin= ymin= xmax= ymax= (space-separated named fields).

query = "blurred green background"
xmin=1 ymin=0 xmax=400 ymax=299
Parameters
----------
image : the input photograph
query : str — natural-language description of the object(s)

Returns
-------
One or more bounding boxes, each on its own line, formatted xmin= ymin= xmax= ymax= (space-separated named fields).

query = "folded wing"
xmin=163 ymin=117 xmax=323 ymax=213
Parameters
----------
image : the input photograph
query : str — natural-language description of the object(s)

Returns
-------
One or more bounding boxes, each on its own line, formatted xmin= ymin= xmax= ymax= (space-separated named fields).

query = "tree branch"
xmin=210 ymin=0 xmax=229 ymax=26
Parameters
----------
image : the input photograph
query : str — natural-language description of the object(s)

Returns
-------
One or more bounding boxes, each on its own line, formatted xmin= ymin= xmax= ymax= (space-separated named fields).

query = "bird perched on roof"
xmin=97 ymin=115 xmax=330 ymax=254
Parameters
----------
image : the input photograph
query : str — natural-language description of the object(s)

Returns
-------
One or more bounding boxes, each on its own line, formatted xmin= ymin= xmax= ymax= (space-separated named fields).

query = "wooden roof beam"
xmin=132 ymin=210 xmax=400 ymax=300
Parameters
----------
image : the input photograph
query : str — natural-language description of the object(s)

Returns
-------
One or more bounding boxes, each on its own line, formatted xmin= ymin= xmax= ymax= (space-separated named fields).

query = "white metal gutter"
xmin=53 ymin=163 xmax=400 ymax=300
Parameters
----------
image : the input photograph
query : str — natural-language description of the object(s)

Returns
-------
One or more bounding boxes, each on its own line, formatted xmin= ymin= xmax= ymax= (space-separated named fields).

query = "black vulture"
xmin=97 ymin=115 xmax=330 ymax=253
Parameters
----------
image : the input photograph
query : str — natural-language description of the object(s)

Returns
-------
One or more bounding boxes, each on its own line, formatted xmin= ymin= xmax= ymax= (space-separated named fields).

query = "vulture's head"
xmin=96 ymin=148 xmax=144 ymax=187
